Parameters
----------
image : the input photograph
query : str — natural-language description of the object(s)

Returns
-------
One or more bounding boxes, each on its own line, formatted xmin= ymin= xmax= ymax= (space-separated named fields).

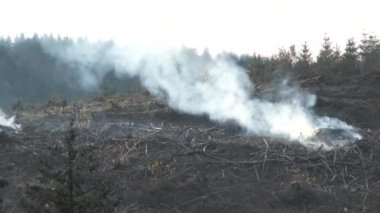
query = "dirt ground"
xmin=1 ymin=73 xmax=380 ymax=213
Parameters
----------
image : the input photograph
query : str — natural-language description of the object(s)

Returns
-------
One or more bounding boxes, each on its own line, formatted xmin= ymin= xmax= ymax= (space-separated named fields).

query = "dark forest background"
xmin=0 ymin=33 xmax=379 ymax=107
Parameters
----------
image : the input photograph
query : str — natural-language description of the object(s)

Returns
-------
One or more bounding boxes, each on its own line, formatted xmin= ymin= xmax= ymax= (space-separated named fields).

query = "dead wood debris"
xmin=1 ymin=93 xmax=380 ymax=212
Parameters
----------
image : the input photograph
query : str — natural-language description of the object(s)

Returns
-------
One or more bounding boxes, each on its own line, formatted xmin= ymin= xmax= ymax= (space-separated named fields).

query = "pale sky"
xmin=0 ymin=0 xmax=379 ymax=56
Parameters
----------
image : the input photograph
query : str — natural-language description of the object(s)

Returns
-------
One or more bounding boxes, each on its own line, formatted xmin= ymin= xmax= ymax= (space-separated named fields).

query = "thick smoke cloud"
xmin=0 ymin=108 xmax=20 ymax=131
xmin=41 ymin=41 xmax=362 ymax=149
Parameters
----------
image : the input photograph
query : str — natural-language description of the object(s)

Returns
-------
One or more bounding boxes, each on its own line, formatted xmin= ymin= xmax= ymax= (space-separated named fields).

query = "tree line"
xmin=236 ymin=34 xmax=380 ymax=83
xmin=0 ymin=33 xmax=379 ymax=107
xmin=0 ymin=34 xmax=141 ymax=107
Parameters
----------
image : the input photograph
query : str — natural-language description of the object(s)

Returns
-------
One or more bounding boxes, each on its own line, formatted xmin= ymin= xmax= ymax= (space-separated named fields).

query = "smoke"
xmin=0 ymin=108 xmax=21 ymax=131
xmin=40 ymin=41 xmax=362 ymax=149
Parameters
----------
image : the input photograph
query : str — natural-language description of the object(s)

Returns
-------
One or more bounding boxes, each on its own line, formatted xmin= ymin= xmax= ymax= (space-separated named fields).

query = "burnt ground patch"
xmin=1 ymin=74 xmax=380 ymax=213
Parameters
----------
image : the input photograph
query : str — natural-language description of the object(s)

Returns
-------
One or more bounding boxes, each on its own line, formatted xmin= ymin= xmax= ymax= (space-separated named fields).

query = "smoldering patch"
xmin=0 ymin=108 xmax=21 ymax=132
xmin=301 ymin=128 xmax=363 ymax=150
xmin=39 ymin=41 xmax=362 ymax=149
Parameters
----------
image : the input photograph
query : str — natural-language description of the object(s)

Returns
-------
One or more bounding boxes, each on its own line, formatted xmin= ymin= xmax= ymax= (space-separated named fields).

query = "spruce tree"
xmin=317 ymin=35 xmax=334 ymax=65
xmin=341 ymin=38 xmax=359 ymax=74
xmin=295 ymin=42 xmax=313 ymax=76
xmin=359 ymin=33 xmax=380 ymax=73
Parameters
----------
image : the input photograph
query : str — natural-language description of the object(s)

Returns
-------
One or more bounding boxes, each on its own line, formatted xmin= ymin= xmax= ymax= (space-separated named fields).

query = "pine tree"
xmin=299 ymin=43 xmax=312 ymax=64
xmin=333 ymin=45 xmax=341 ymax=62
xmin=359 ymin=33 xmax=380 ymax=73
xmin=278 ymin=45 xmax=297 ymax=70
xmin=341 ymin=38 xmax=359 ymax=74
xmin=317 ymin=35 xmax=334 ymax=66
xmin=295 ymin=42 xmax=313 ymax=76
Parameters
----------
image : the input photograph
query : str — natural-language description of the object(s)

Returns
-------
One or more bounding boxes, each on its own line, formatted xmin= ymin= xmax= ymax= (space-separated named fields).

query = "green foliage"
xmin=316 ymin=36 xmax=342 ymax=76
xmin=298 ymin=42 xmax=313 ymax=65
xmin=237 ymin=33 xmax=380 ymax=83
xmin=359 ymin=33 xmax=380 ymax=73
xmin=341 ymin=38 xmax=359 ymax=74
xmin=317 ymin=35 xmax=335 ymax=67
xmin=277 ymin=45 xmax=297 ymax=70
xmin=293 ymin=42 xmax=313 ymax=78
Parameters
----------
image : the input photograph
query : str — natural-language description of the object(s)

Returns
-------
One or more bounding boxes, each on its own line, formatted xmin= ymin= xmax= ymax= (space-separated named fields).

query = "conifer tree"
xmin=359 ymin=33 xmax=380 ymax=73
xmin=295 ymin=42 xmax=313 ymax=75
xmin=317 ymin=35 xmax=334 ymax=66
xmin=341 ymin=38 xmax=359 ymax=74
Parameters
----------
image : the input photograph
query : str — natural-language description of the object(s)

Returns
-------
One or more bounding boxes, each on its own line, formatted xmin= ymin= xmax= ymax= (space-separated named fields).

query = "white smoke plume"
xmin=0 ymin=108 xmax=21 ymax=131
xmin=41 ymin=41 xmax=362 ymax=149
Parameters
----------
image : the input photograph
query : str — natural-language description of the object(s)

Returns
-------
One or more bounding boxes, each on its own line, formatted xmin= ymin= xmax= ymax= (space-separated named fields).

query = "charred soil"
xmin=1 ymin=73 xmax=380 ymax=213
